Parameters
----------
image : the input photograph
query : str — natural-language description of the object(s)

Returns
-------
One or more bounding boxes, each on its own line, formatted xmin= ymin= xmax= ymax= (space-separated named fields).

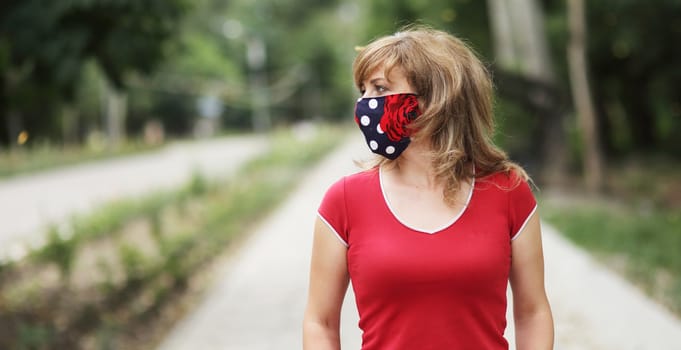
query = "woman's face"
xmin=360 ymin=65 xmax=415 ymax=98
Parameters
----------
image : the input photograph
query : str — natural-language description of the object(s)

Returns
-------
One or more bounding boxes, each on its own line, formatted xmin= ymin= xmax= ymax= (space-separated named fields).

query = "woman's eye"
xmin=376 ymin=85 xmax=386 ymax=92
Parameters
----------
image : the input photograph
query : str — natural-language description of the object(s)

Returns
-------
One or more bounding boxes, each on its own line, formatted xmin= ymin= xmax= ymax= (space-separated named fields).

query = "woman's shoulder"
xmin=324 ymin=168 xmax=378 ymax=193
xmin=476 ymin=168 xmax=530 ymax=190
xmin=348 ymin=167 xmax=379 ymax=179
xmin=339 ymin=167 xmax=379 ymax=187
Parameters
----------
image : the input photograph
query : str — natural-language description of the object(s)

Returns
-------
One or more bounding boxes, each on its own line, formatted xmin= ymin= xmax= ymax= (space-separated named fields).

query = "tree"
xmin=219 ymin=0 xmax=358 ymax=125
xmin=0 ymin=0 xmax=190 ymax=146
xmin=585 ymin=0 xmax=681 ymax=155
xmin=567 ymin=0 xmax=604 ymax=191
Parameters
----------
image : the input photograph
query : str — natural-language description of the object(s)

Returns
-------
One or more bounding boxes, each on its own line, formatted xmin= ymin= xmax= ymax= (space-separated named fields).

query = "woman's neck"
xmin=391 ymin=139 xmax=441 ymax=190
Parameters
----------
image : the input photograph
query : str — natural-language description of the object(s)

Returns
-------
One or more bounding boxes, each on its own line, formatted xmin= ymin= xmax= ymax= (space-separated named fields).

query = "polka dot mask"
xmin=354 ymin=93 xmax=421 ymax=159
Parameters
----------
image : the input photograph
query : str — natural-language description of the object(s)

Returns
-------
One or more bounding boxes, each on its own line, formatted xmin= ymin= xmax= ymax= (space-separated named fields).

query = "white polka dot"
xmin=368 ymin=99 xmax=378 ymax=109
xmin=357 ymin=97 xmax=362 ymax=102
xmin=385 ymin=146 xmax=395 ymax=154
xmin=360 ymin=115 xmax=370 ymax=126
xmin=376 ymin=124 xmax=384 ymax=134
xmin=369 ymin=140 xmax=379 ymax=150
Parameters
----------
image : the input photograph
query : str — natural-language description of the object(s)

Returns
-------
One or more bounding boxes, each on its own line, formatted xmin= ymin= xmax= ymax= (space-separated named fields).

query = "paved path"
xmin=157 ymin=134 xmax=681 ymax=349
xmin=0 ymin=135 xmax=268 ymax=261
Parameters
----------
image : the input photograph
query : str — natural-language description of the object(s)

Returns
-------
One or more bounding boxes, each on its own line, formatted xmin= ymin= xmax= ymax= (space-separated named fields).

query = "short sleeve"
xmin=508 ymin=176 xmax=538 ymax=241
xmin=317 ymin=177 xmax=349 ymax=247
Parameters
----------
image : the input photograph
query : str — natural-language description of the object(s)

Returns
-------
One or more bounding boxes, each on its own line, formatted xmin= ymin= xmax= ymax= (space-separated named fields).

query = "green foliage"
xmin=36 ymin=226 xmax=79 ymax=280
xmin=96 ymin=258 xmax=116 ymax=294
xmin=542 ymin=0 xmax=681 ymax=156
xmin=359 ymin=0 xmax=492 ymax=57
xmin=595 ymin=1 xmax=681 ymax=154
xmin=17 ymin=322 xmax=53 ymax=350
xmin=70 ymin=198 xmax=150 ymax=240
xmin=94 ymin=321 xmax=120 ymax=350
xmin=0 ymin=0 xmax=191 ymax=145
xmin=159 ymin=232 xmax=195 ymax=285
xmin=1 ymin=0 xmax=678 ymax=161
xmin=172 ymin=30 xmax=243 ymax=81
xmin=68 ymin=191 xmax=177 ymax=242
xmin=493 ymin=97 xmax=541 ymax=165
xmin=211 ymin=0 xmax=361 ymax=125
xmin=1 ymin=0 xmax=191 ymax=89
xmin=118 ymin=244 xmax=147 ymax=283
xmin=149 ymin=209 xmax=164 ymax=243
xmin=187 ymin=170 xmax=208 ymax=196
xmin=0 ymin=263 xmax=8 ymax=283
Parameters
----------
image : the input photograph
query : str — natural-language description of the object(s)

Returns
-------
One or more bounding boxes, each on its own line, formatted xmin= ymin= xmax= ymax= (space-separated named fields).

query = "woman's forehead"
xmin=363 ymin=64 xmax=406 ymax=83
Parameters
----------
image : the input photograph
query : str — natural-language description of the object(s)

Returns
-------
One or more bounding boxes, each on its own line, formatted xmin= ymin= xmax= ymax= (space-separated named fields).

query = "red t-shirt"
xmin=317 ymin=167 xmax=537 ymax=350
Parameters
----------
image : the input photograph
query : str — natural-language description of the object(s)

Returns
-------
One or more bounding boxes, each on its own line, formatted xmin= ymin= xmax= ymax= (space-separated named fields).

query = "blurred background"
xmin=0 ymin=0 xmax=679 ymax=349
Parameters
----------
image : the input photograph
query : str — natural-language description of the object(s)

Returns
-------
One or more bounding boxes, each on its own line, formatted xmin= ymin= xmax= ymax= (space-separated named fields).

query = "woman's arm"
xmin=303 ymin=217 xmax=350 ymax=350
xmin=509 ymin=211 xmax=555 ymax=350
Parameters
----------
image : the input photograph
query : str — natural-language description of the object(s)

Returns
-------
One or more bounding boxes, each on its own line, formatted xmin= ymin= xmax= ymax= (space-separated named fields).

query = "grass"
xmin=542 ymin=197 xmax=681 ymax=316
xmin=0 ymin=124 xmax=347 ymax=350
xmin=0 ymin=139 xmax=162 ymax=179
xmin=0 ymin=129 xmax=257 ymax=180
xmin=541 ymin=155 xmax=681 ymax=316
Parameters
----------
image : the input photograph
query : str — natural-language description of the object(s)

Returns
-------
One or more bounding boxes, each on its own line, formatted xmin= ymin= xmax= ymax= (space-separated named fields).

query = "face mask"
xmin=354 ymin=93 xmax=421 ymax=159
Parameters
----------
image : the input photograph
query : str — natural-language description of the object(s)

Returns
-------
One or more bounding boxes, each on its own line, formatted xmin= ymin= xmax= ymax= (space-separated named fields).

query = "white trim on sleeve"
xmin=317 ymin=212 xmax=348 ymax=247
xmin=511 ymin=204 xmax=538 ymax=241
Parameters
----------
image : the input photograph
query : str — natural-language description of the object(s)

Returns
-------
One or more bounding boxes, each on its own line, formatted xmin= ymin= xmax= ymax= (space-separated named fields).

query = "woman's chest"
xmin=346 ymin=212 xmax=511 ymax=297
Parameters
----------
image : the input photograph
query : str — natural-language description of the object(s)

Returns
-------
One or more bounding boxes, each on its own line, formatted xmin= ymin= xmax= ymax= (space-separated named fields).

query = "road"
xmin=157 ymin=134 xmax=681 ymax=350
xmin=0 ymin=135 xmax=269 ymax=261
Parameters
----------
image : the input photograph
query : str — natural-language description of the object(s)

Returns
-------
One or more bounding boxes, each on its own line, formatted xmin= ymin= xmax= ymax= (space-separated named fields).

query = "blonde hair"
xmin=353 ymin=26 xmax=528 ymax=204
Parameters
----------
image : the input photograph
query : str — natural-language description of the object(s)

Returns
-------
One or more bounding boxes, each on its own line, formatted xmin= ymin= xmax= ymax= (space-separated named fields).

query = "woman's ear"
xmin=417 ymin=96 xmax=427 ymax=110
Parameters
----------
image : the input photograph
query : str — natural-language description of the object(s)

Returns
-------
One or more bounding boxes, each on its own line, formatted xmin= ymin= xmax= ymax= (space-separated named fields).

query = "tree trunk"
xmin=507 ymin=0 xmax=555 ymax=81
xmin=567 ymin=0 xmax=605 ymax=192
xmin=2 ymin=70 xmax=24 ymax=150
xmin=0 ymin=76 xmax=7 ymax=147
xmin=246 ymin=36 xmax=271 ymax=132
xmin=487 ymin=0 xmax=568 ymax=185
xmin=487 ymin=0 xmax=517 ymax=68
xmin=61 ymin=105 xmax=79 ymax=147
xmin=5 ymin=111 xmax=22 ymax=151
xmin=101 ymin=79 xmax=128 ymax=151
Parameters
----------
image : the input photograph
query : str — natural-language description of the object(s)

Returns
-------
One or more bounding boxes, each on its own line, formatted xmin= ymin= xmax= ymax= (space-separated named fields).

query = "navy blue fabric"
xmin=354 ymin=95 xmax=412 ymax=160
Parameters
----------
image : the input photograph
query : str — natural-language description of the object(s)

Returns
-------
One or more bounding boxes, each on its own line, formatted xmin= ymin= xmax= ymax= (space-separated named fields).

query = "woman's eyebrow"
xmin=369 ymin=77 xmax=387 ymax=85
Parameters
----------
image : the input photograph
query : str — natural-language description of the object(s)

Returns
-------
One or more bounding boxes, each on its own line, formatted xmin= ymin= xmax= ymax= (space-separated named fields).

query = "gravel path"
xmin=0 ymin=135 xmax=268 ymax=261
xmin=157 ymin=133 xmax=681 ymax=350
xmin=156 ymin=134 xmax=367 ymax=350
xmin=539 ymin=224 xmax=681 ymax=349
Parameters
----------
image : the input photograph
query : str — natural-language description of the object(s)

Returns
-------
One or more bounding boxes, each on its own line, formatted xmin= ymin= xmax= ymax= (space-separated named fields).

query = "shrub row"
xmin=0 ymin=125 xmax=344 ymax=350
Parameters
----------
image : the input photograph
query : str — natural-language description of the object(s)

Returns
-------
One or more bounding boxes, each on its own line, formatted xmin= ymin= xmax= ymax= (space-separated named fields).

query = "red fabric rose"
xmin=380 ymin=94 xmax=421 ymax=141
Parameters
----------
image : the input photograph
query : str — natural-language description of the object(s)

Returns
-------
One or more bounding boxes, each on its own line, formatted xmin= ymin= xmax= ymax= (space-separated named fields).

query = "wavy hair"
xmin=353 ymin=26 xmax=528 ymax=204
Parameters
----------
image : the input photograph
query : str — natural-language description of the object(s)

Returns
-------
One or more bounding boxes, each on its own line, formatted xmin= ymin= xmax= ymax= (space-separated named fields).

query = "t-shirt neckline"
xmin=378 ymin=166 xmax=475 ymax=234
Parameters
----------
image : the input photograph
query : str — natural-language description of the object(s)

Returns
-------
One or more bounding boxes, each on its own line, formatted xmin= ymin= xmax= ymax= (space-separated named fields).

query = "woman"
xmin=303 ymin=27 xmax=554 ymax=349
